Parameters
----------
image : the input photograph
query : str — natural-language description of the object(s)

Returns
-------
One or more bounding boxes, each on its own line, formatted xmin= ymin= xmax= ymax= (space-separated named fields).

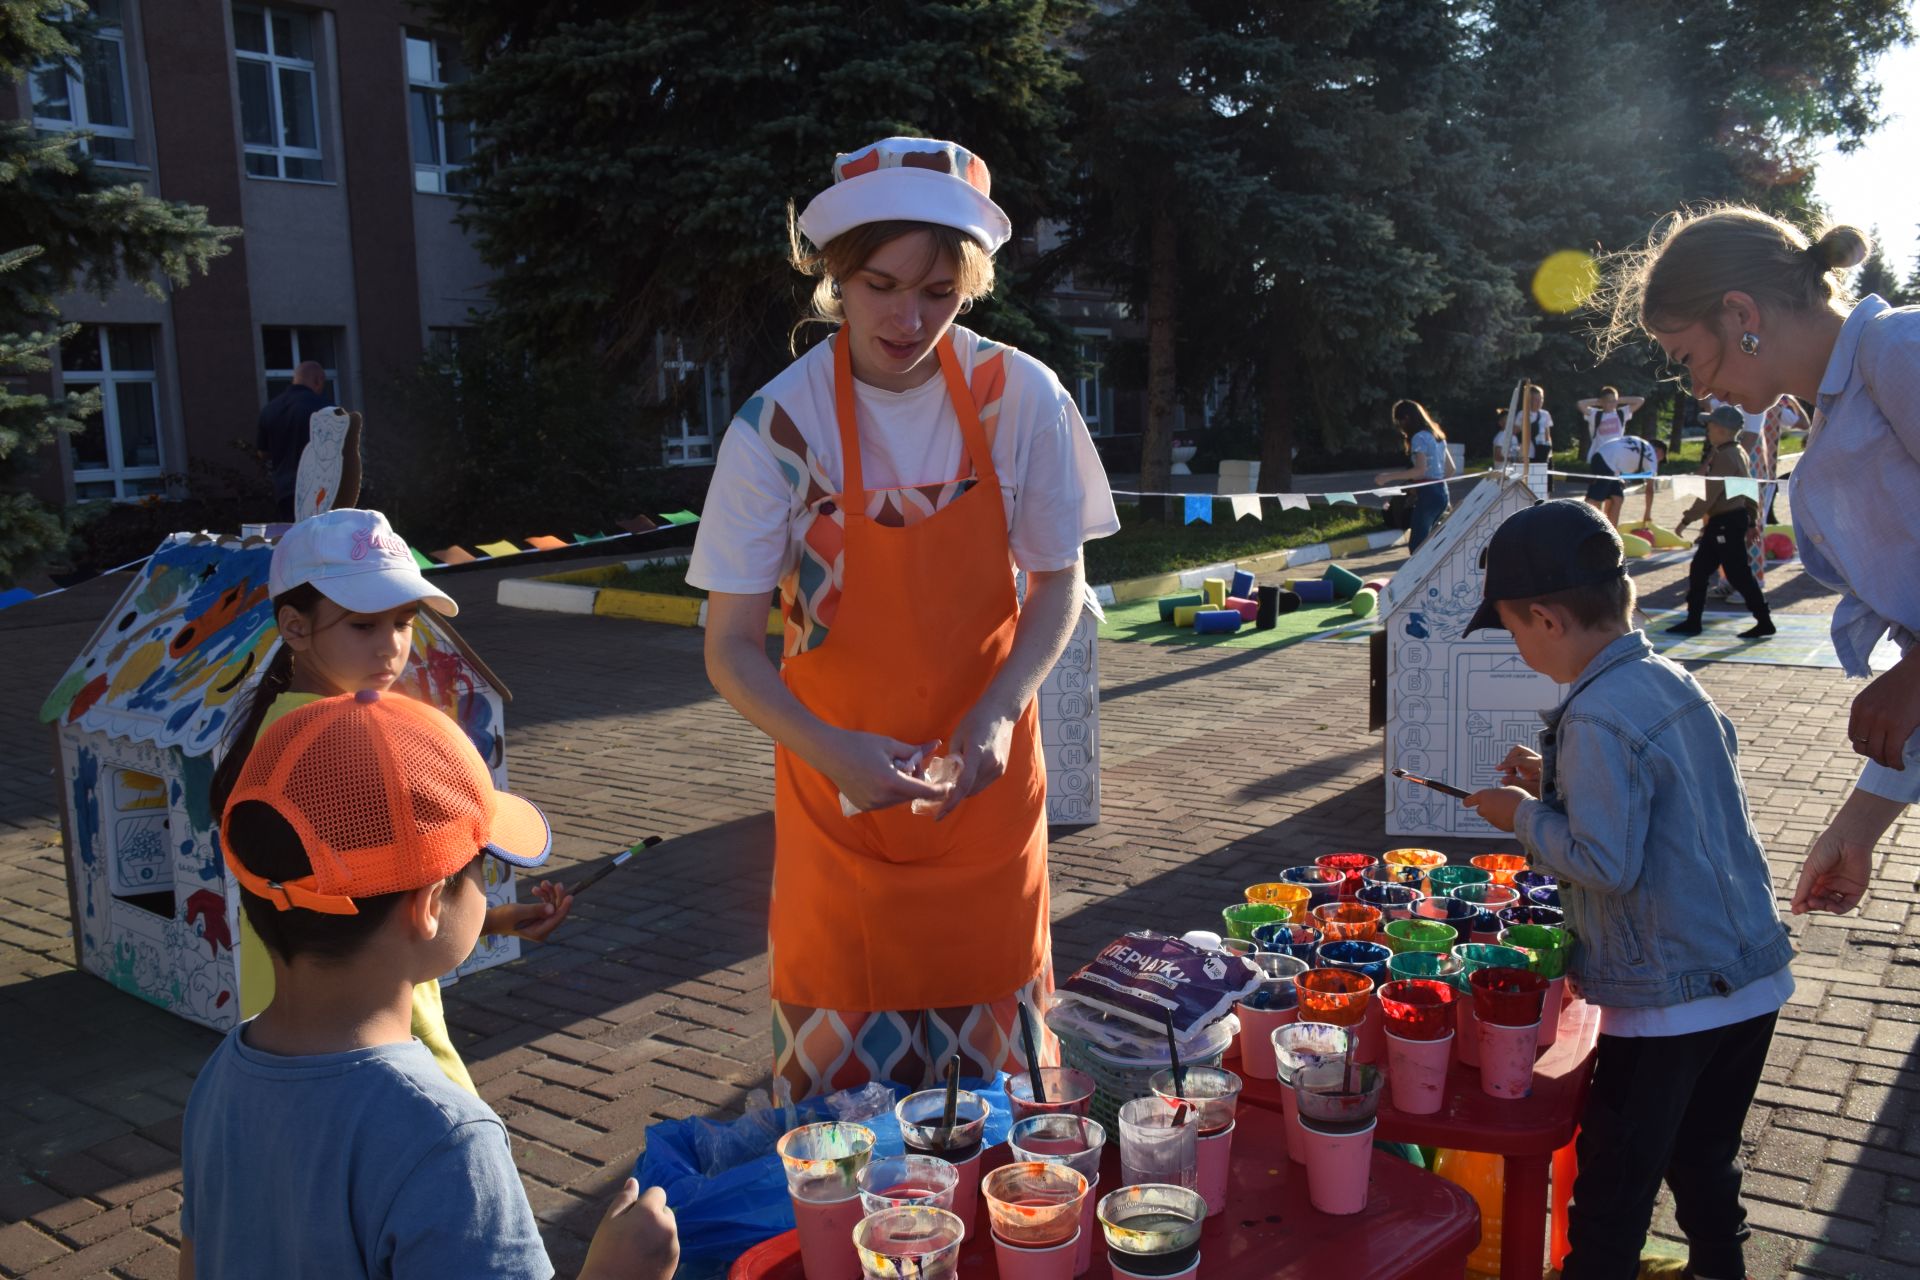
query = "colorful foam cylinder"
xmin=1225 ymin=596 xmax=1260 ymax=622
xmin=1256 ymin=585 xmax=1281 ymax=630
xmin=1362 ymin=579 xmax=1388 ymax=594
xmin=1620 ymin=532 xmax=1651 ymax=558
xmin=1350 ymin=588 xmax=1378 ymax=618
xmin=1230 ymin=569 xmax=1256 ymax=598
xmin=1173 ymin=605 xmax=1202 ymax=628
xmin=1159 ymin=593 xmax=1206 ymax=622
xmin=1203 ymin=577 xmax=1228 ymax=608
xmin=1289 ymin=579 xmax=1336 ymax=604
xmin=1194 ymin=609 xmax=1243 ymax=634
xmin=1323 ymin=564 xmax=1364 ymax=600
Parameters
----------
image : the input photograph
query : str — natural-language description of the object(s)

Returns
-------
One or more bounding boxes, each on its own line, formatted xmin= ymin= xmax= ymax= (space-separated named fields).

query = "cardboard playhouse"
xmin=1378 ymin=465 xmax=1566 ymax=838
xmin=39 ymin=531 xmax=517 ymax=1031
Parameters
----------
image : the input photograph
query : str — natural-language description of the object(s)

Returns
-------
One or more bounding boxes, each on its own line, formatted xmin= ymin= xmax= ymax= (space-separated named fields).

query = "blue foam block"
xmin=1194 ymin=609 xmax=1243 ymax=635
xmin=1230 ymin=569 xmax=1256 ymax=599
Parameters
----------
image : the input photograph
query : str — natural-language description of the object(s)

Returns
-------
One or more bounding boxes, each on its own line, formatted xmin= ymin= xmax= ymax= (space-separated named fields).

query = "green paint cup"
xmin=1383 ymin=918 xmax=1458 ymax=956
xmin=1389 ymin=950 xmax=1465 ymax=985
xmin=1498 ymin=923 xmax=1571 ymax=980
xmin=1449 ymin=942 xmax=1530 ymax=993
xmin=1425 ymin=865 xmax=1492 ymax=896
xmin=1222 ymin=902 xmax=1287 ymax=940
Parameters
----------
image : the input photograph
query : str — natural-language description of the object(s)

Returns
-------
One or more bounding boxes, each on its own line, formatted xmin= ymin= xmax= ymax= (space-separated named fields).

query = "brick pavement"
xmin=1 ymin=486 xmax=1917 ymax=1278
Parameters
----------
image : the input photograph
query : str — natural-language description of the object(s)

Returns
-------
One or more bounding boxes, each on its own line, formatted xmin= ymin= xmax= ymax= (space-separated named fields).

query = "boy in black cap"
xmin=1669 ymin=405 xmax=1773 ymax=639
xmin=1461 ymin=499 xmax=1792 ymax=1280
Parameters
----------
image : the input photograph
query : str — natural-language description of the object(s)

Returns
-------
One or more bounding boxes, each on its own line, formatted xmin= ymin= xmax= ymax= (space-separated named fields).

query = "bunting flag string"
xmin=1129 ymin=470 xmax=1495 ymax=525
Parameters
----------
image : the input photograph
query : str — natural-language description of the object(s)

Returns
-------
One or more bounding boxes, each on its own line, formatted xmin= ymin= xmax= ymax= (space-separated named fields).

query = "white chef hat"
xmin=797 ymin=136 xmax=1012 ymax=255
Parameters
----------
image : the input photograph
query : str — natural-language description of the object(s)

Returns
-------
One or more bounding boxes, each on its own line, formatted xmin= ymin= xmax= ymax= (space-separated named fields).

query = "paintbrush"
xmin=1018 ymin=998 xmax=1047 ymax=1105
xmin=567 ymin=835 xmax=663 ymax=896
xmin=936 ymin=1056 xmax=960 ymax=1150
xmin=1163 ymin=1009 xmax=1186 ymax=1098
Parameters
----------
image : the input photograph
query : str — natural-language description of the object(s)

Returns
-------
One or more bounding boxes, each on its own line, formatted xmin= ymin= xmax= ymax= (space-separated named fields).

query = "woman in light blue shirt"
xmin=1376 ymin=399 xmax=1452 ymax=551
xmin=1606 ymin=208 xmax=1920 ymax=917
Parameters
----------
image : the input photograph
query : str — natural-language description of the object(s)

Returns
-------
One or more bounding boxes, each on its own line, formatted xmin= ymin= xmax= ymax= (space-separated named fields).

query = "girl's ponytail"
xmin=208 ymin=585 xmax=319 ymax=819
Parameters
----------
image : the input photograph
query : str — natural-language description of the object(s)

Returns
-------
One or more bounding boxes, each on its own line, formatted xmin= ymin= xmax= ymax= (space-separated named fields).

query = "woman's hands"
xmin=929 ymin=698 xmax=1020 ymax=821
xmin=819 ymin=730 xmax=948 ymax=814
xmin=1789 ymin=789 xmax=1903 ymax=915
xmin=1848 ymin=650 xmax=1920 ymax=770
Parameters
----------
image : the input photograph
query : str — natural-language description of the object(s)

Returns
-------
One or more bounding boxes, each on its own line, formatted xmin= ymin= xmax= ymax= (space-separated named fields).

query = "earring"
xmin=1740 ymin=332 xmax=1760 ymax=356
xmin=958 ymin=297 xmax=974 ymax=315
xmin=829 ymin=279 xmax=842 ymax=300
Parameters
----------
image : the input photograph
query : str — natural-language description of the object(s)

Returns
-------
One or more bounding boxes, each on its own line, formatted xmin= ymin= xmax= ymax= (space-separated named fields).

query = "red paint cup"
xmin=1469 ymin=965 xmax=1549 ymax=1026
xmin=1385 ymin=1028 xmax=1453 ymax=1115
xmin=1316 ymin=852 xmax=1380 ymax=900
xmin=1376 ymin=978 xmax=1456 ymax=1040
xmin=1298 ymin=1115 xmax=1377 ymax=1215
xmin=1478 ymin=1018 xmax=1542 ymax=1099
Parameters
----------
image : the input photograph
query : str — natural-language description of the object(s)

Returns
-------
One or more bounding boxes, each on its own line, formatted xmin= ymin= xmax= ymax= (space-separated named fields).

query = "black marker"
xmin=567 ymin=835 xmax=662 ymax=896
xmin=1391 ymin=767 xmax=1471 ymax=800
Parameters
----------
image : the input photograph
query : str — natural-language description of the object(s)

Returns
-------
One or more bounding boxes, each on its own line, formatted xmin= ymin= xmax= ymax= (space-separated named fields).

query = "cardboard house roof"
xmin=1380 ymin=469 xmax=1537 ymax=636
xmin=41 ymin=533 xmax=507 ymax=755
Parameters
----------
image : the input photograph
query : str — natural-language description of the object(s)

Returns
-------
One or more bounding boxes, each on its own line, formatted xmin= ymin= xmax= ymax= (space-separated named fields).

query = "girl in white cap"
xmin=209 ymin=509 xmax=573 ymax=1094
xmin=688 ymin=137 xmax=1119 ymax=1098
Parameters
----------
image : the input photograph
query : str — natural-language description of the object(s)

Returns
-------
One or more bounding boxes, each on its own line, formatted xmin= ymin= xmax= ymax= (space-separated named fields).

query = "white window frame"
xmin=262 ymin=326 xmax=340 ymax=403
xmin=405 ymin=32 xmax=468 ymax=195
xmin=234 ymin=4 xmax=324 ymax=182
xmin=30 ymin=1 xmax=138 ymax=168
xmin=1073 ymin=328 xmax=1110 ymax=435
xmin=656 ymin=335 xmax=726 ymax=467
xmin=61 ymin=324 xmax=166 ymax=502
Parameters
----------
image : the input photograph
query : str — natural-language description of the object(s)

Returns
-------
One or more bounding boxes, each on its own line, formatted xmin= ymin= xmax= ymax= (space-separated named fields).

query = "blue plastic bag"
xmin=635 ymin=1075 xmax=1012 ymax=1276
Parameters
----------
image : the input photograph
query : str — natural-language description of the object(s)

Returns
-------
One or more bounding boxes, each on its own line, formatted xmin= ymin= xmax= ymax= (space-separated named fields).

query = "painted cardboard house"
xmin=40 ymin=532 xmax=515 ymax=1030
xmin=1379 ymin=466 xmax=1566 ymax=837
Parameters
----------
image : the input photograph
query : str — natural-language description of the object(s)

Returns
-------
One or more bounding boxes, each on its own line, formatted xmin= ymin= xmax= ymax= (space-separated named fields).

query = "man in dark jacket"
xmin=256 ymin=362 xmax=331 ymax=520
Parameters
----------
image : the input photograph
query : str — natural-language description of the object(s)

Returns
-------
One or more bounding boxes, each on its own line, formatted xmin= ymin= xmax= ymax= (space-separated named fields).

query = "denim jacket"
xmin=1514 ymin=631 xmax=1793 ymax=1008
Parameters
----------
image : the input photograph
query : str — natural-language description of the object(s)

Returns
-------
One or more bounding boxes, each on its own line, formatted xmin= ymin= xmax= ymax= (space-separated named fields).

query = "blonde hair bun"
xmin=1812 ymin=225 xmax=1870 ymax=273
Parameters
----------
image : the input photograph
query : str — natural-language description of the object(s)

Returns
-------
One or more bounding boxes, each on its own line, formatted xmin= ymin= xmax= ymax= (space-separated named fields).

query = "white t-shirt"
xmin=1527 ymin=409 xmax=1554 ymax=447
xmin=1597 ymin=964 xmax=1793 ymax=1037
xmin=688 ymin=327 xmax=1120 ymax=596
xmin=1593 ymin=435 xmax=1657 ymax=478
xmin=1583 ymin=405 xmax=1633 ymax=458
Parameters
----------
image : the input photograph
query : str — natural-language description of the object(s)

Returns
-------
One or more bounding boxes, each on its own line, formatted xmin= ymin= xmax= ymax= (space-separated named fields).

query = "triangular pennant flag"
xmin=1374 ymin=487 xmax=1405 ymax=498
xmin=1724 ymin=477 xmax=1759 ymax=500
xmin=617 ymin=514 xmax=658 ymax=534
xmin=1324 ymin=492 xmax=1357 ymax=506
xmin=1229 ymin=494 xmax=1262 ymax=522
xmin=432 ymin=546 xmax=476 ymax=565
xmin=1672 ymin=476 xmax=1709 ymax=500
xmin=573 ymin=532 xmax=614 ymax=543
xmin=410 ymin=548 xmax=436 ymax=570
xmin=1183 ymin=494 xmax=1213 ymax=525
xmin=476 ymin=540 xmax=522 ymax=558
xmin=659 ymin=510 xmax=700 ymax=526
xmin=524 ymin=535 xmax=569 ymax=550
xmin=1278 ymin=494 xmax=1309 ymax=512
xmin=0 ymin=587 xmax=35 ymax=612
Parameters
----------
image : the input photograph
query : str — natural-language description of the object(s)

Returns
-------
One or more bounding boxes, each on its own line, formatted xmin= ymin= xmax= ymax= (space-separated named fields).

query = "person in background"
xmin=1603 ymin=208 xmax=1919 ymax=918
xmin=1576 ymin=386 xmax=1647 ymax=460
xmin=1521 ymin=383 xmax=1554 ymax=463
xmin=1668 ymin=405 xmax=1774 ymax=639
xmin=256 ymin=361 xmax=331 ymax=522
xmin=1376 ymin=399 xmax=1453 ymax=551
xmin=1757 ymin=393 xmax=1802 ymax=526
xmin=1585 ymin=434 xmax=1665 ymax=530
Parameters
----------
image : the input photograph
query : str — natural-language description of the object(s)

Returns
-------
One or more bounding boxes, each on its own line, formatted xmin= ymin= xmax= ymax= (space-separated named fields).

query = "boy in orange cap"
xmin=180 ymin=689 xmax=677 ymax=1279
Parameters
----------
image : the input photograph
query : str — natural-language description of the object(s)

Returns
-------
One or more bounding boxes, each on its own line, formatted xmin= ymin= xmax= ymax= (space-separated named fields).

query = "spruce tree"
xmin=0 ymin=0 xmax=233 ymax=584
xmin=1852 ymin=231 xmax=1907 ymax=306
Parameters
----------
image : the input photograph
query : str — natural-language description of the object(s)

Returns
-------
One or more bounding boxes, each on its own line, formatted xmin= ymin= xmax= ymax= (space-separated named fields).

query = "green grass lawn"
xmin=595 ymin=560 xmax=704 ymax=598
xmin=1084 ymin=504 xmax=1380 ymax=583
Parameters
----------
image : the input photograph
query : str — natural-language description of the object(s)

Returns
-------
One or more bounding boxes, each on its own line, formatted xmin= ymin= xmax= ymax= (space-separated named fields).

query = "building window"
xmin=262 ymin=326 xmax=339 ymax=401
xmin=405 ymin=33 xmax=470 ymax=194
xmin=1073 ymin=329 xmax=1109 ymax=435
xmin=657 ymin=335 xmax=727 ymax=466
xmin=61 ymin=324 xmax=165 ymax=501
xmin=233 ymin=4 xmax=323 ymax=181
xmin=30 ymin=0 xmax=137 ymax=167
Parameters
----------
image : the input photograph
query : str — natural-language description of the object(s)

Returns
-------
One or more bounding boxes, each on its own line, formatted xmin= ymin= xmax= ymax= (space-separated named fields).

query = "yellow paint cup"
xmin=1245 ymin=882 xmax=1312 ymax=922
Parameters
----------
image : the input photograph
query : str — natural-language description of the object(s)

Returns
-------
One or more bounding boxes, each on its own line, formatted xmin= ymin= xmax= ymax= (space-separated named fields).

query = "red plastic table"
xmin=729 ymin=1102 xmax=1480 ymax=1279
xmin=1235 ymin=997 xmax=1600 ymax=1280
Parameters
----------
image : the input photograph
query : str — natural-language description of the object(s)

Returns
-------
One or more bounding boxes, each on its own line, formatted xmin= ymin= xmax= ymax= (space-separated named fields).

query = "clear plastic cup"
xmin=1312 ymin=901 xmax=1384 ymax=941
xmin=854 ymin=1205 xmax=967 ymax=1279
xmin=1245 ymin=882 xmax=1313 ymax=923
xmin=983 ymin=1162 xmax=1089 ymax=1246
xmin=1116 ymin=1096 xmax=1199 ymax=1189
xmin=857 ymin=1154 xmax=959 ymax=1214
xmin=1426 ymin=865 xmax=1492 ymax=897
xmin=776 ymin=1121 xmax=874 ymax=1201
xmin=1313 ymin=939 xmax=1392 ymax=986
xmin=1375 ymin=978 xmax=1457 ymax=1040
xmin=1295 ymin=967 xmax=1373 ymax=1028
xmin=1222 ymin=901 xmax=1287 ymax=940
xmin=1468 ymin=965 xmax=1549 ymax=1026
xmin=1356 ymin=882 xmax=1427 ymax=921
xmin=1241 ymin=951 xmax=1308 ymax=1011
xmin=1148 ymin=1065 xmax=1243 ymax=1134
xmin=1250 ymin=922 xmax=1319 ymax=962
xmin=1009 ymin=1113 xmax=1106 ymax=1179
xmin=1098 ymin=1184 xmax=1206 ymax=1270
xmin=1384 ymin=848 xmax=1448 ymax=874
xmin=1471 ymin=853 xmax=1529 ymax=886
xmin=1383 ymin=918 xmax=1458 ymax=956
xmin=1498 ymin=923 xmax=1571 ymax=979
xmin=896 ymin=1088 xmax=991 ymax=1159
xmin=1293 ymin=1060 xmax=1386 ymax=1129
xmin=1361 ymin=862 xmax=1425 ymax=887
xmin=1007 ymin=1068 xmax=1096 ymax=1121
xmin=1272 ymin=1020 xmax=1351 ymax=1084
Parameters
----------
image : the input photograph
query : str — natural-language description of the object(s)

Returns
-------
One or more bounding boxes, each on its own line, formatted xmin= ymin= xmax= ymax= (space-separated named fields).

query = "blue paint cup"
xmin=1251 ymin=921 xmax=1320 ymax=962
xmin=1525 ymin=885 xmax=1562 ymax=909
xmin=1356 ymin=883 xmax=1426 ymax=922
xmin=1513 ymin=869 xmax=1558 ymax=895
xmin=1414 ymin=894 xmax=1481 ymax=932
xmin=1278 ymin=865 xmax=1344 ymax=911
xmin=1314 ymin=939 xmax=1392 ymax=986
xmin=1498 ymin=904 xmax=1565 ymax=930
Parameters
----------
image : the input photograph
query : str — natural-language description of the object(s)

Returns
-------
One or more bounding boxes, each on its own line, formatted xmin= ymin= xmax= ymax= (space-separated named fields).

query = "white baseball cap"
xmin=797 ymin=136 xmax=1012 ymax=254
xmin=269 ymin=509 xmax=457 ymax=617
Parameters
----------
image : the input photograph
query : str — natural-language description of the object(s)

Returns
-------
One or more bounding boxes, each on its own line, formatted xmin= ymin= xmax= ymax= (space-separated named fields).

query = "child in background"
xmin=1669 ymin=406 xmax=1774 ymax=639
xmin=1585 ymin=434 xmax=1665 ymax=530
xmin=182 ymin=691 xmax=678 ymax=1278
xmin=1461 ymin=500 xmax=1792 ymax=1280
xmin=1376 ymin=399 xmax=1454 ymax=551
xmin=208 ymin=509 xmax=573 ymax=1093
xmin=1521 ymin=382 xmax=1554 ymax=462
xmin=1575 ymin=386 xmax=1647 ymax=460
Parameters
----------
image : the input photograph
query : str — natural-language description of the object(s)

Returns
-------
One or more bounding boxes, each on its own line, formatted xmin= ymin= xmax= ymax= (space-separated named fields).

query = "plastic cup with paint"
xmin=1294 ymin=967 xmax=1372 ymax=1029
xmin=1471 ymin=853 xmax=1530 ymax=887
xmin=1525 ymin=884 xmax=1562 ymax=909
xmin=1452 ymin=942 xmax=1531 ymax=980
xmin=1383 ymin=917 xmax=1458 ymax=956
xmin=1426 ymin=864 xmax=1492 ymax=897
xmin=1313 ymin=939 xmax=1392 ymax=986
xmin=1450 ymin=883 xmax=1521 ymax=938
xmin=1295 ymin=1063 xmax=1386 ymax=1200
xmin=1008 ymin=1068 xmax=1096 ymax=1122
xmin=1250 ymin=921 xmax=1320 ymax=962
xmin=1236 ymin=953 xmax=1306 ymax=1080
xmin=1414 ymin=893 xmax=1483 ymax=933
xmin=1221 ymin=901 xmax=1287 ymax=941
xmin=858 ymin=1154 xmax=960 ymax=1214
xmin=1499 ymin=903 xmax=1566 ymax=931
xmin=1361 ymin=861 xmax=1425 ymax=888
xmin=897 ymin=1087 xmax=992 ymax=1229
xmin=1116 ymin=1096 xmax=1199 ymax=1190
xmin=1383 ymin=848 xmax=1448 ymax=893
xmin=984 ymin=1161 xmax=1089 ymax=1246
xmin=1312 ymin=901 xmax=1383 ymax=942
xmin=1388 ymin=948 xmax=1465 ymax=986
xmin=1244 ymin=882 xmax=1313 ymax=923
xmin=1376 ymin=978 xmax=1456 ymax=1040
xmin=1315 ymin=852 xmax=1380 ymax=899
xmin=1148 ymin=1067 xmax=1241 ymax=1216
xmin=1278 ymin=865 xmax=1345 ymax=911
xmin=1272 ymin=1020 xmax=1351 ymax=1164
xmin=853 ymin=1205 xmax=967 ymax=1280
xmin=1512 ymin=869 xmax=1558 ymax=896
xmin=1098 ymin=1184 xmax=1206 ymax=1280
xmin=1379 ymin=983 xmax=1456 ymax=1117
xmin=778 ymin=1121 xmax=876 ymax=1280
xmin=1010 ymin=1113 xmax=1106 ymax=1177
xmin=1356 ymin=882 xmax=1426 ymax=922
xmin=1294 ymin=1060 xmax=1386 ymax=1129
xmin=1469 ymin=965 xmax=1549 ymax=1026
xmin=1499 ymin=922 xmax=1572 ymax=1048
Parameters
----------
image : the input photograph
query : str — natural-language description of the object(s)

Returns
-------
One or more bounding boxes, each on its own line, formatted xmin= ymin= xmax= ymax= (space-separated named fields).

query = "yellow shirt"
xmin=235 ymin=691 xmax=478 ymax=1095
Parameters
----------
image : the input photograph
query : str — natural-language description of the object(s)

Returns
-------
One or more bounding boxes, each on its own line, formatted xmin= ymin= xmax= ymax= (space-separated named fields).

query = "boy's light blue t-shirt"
xmin=181 ymin=1024 xmax=552 ymax=1279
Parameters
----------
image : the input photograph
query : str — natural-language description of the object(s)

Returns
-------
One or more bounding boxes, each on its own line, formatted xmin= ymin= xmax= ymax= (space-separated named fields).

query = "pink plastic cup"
xmin=795 ymin=1193 xmax=867 ymax=1280
xmin=853 ymin=1205 xmax=966 ymax=1280
xmin=1097 ymin=1184 xmax=1206 ymax=1279
xmin=1008 ymin=1068 xmax=1096 ymax=1122
xmin=993 ymin=1229 xmax=1080 ymax=1280
xmin=1385 ymin=1027 xmax=1454 ymax=1115
xmin=1479 ymin=1018 xmax=1542 ymax=1099
xmin=1194 ymin=1120 xmax=1234 ymax=1215
xmin=777 ymin=1122 xmax=874 ymax=1280
xmin=1238 ymin=1001 xmax=1297 ymax=1080
xmin=1298 ymin=1115 xmax=1377 ymax=1215
xmin=1272 ymin=1022 xmax=1350 ymax=1164
xmin=1455 ymin=997 xmax=1481 ymax=1068
xmin=1376 ymin=978 xmax=1457 ymax=1041
xmin=1539 ymin=974 xmax=1567 ymax=1048
xmin=1073 ymin=1172 xmax=1101 ymax=1277
xmin=1469 ymin=966 xmax=1549 ymax=1026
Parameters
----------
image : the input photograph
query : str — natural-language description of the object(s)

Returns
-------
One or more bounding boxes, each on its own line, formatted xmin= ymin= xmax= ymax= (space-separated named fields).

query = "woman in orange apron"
xmin=687 ymin=137 xmax=1119 ymax=1100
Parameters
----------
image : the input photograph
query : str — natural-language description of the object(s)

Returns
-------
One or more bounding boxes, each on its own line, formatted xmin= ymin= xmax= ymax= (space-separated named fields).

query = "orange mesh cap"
xmin=220 ymin=689 xmax=551 ymax=915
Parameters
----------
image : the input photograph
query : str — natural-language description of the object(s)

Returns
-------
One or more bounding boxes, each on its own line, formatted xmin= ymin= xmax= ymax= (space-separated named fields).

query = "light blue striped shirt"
xmin=1790 ymin=295 xmax=1920 ymax=801
xmin=1409 ymin=430 xmax=1446 ymax=480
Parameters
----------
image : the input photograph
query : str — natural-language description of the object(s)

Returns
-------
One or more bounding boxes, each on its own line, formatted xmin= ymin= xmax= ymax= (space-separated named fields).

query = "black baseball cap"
xmin=1463 ymin=499 xmax=1627 ymax=635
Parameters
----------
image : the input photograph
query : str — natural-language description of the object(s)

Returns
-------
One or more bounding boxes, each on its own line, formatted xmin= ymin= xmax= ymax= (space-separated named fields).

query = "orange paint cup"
xmin=1312 ymin=900 xmax=1384 ymax=942
xmin=1295 ymin=967 xmax=1373 ymax=1028
xmin=1471 ymin=854 xmax=1529 ymax=887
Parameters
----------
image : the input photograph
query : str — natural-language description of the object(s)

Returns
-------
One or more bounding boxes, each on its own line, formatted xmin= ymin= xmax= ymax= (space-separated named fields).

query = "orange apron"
xmin=769 ymin=330 xmax=1049 ymax=1012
